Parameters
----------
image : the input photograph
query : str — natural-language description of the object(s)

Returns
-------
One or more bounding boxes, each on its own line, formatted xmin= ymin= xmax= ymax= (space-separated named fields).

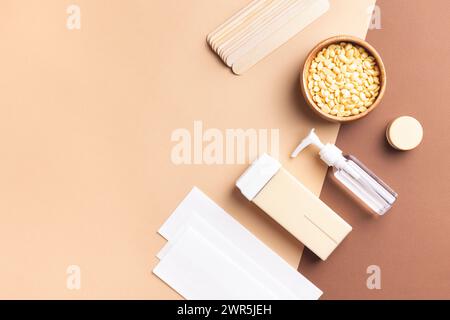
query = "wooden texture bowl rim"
xmin=301 ymin=35 xmax=387 ymax=123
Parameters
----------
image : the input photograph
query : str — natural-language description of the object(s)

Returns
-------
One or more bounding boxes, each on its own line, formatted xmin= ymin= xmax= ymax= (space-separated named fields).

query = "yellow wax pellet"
xmin=308 ymin=42 xmax=381 ymax=118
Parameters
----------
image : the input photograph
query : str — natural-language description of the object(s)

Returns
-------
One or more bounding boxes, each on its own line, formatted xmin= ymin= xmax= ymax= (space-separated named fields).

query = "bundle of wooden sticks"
xmin=207 ymin=0 xmax=330 ymax=75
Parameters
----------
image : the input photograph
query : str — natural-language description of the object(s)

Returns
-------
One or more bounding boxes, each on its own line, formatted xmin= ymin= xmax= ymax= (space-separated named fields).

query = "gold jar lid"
xmin=386 ymin=116 xmax=423 ymax=151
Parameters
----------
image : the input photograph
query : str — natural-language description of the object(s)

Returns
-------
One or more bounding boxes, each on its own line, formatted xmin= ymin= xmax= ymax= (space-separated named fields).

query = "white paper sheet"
xmin=157 ymin=187 xmax=322 ymax=300
xmin=157 ymin=212 xmax=297 ymax=299
xmin=154 ymin=227 xmax=278 ymax=300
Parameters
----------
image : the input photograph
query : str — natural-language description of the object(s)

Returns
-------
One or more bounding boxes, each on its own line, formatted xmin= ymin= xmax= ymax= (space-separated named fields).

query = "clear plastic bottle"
xmin=291 ymin=129 xmax=397 ymax=215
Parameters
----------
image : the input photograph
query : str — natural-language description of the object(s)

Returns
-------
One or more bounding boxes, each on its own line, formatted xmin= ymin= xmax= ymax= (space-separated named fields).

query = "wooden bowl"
xmin=300 ymin=35 xmax=387 ymax=123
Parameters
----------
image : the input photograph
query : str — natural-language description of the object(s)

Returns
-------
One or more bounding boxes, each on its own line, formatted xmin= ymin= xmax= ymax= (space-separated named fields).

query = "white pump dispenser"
xmin=292 ymin=129 xmax=398 ymax=215
xmin=292 ymin=129 xmax=347 ymax=169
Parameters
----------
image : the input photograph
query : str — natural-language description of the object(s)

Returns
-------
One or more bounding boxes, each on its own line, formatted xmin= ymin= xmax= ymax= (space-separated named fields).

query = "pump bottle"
xmin=291 ymin=129 xmax=397 ymax=215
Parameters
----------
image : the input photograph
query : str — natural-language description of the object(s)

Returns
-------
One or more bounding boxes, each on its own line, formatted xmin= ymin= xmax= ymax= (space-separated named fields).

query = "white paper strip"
xmin=157 ymin=212 xmax=298 ymax=299
xmin=154 ymin=227 xmax=278 ymax=300
xmin=158 ymin=187 xmax=322 ymax=300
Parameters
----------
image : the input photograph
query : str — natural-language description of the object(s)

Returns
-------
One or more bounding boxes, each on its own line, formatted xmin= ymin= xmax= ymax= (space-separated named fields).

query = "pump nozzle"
xmin=291 ymin=128 xmax=345 ymax=168
xmin=291 ymin=129 xmax=325 ymax=158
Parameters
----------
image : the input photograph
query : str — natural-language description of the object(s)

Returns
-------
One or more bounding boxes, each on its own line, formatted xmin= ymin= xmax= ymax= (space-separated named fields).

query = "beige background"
xmin=0 ymin=0 xmax=374 ymax=299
